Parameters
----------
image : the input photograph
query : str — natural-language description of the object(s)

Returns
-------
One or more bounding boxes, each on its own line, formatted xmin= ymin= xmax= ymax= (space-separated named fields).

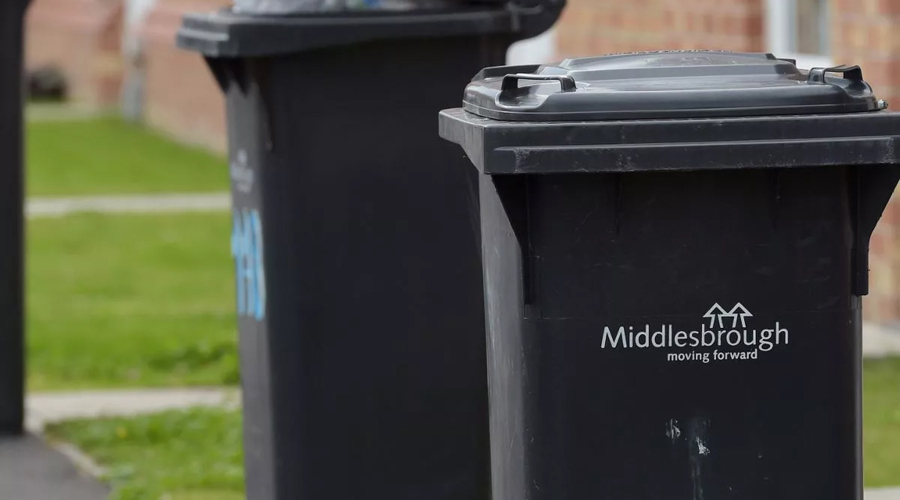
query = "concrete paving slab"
xmin=864 ymin=323 xmax=900 ymax=358
xmin=0 ymin=433 xmax=107 ymax=500
xmin=26 ymin=193 xmax=230 ymax=218
xmin=868 ymin=487 xmax=900 ymax=500
xmin=26 ymin=387 xmax=239 ymax=433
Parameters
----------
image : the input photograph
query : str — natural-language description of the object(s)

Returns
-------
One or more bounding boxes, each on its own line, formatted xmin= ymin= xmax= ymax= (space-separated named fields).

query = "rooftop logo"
xmin=704 ymin=302 xmax=751 ymax=328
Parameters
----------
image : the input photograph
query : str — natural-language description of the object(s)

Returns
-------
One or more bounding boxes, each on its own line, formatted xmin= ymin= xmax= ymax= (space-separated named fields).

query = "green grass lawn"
xmin=28 ymin=212 xmax=237 ymax=391
xmin=46 ymin=408 xmax=244 ymax=500
xmin=864 ymin=357 xmax=900 ymax=487
xmin=45 ymin=358 xmax=900 ymax=499
xmin=27 ymin=116 xmax=228 ymax=196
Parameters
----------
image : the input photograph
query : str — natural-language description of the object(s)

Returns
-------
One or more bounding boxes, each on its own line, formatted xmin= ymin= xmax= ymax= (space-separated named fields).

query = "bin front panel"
xmin=225 ymin=36 xmax=507 ymax=500
xmin=480 ymin=166 xmax=861 ymax=500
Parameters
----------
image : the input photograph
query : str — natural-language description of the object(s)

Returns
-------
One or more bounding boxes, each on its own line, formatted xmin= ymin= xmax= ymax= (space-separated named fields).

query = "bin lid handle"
xmin=500 ymin=73 xmax=577 ymax=94
xmin=807 ymin=65 xmax=864 ymax=86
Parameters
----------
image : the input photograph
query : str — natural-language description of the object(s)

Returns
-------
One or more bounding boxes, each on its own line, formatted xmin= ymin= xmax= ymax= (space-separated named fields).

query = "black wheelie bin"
xmin=176 ymin=1 xmax=564 ymax=499
xmin=441 ymin=51 xmax=900 ymax=500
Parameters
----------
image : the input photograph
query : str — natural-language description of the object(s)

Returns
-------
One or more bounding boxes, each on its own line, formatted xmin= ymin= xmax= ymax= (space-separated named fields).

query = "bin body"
xmin=440 ymin=52 xmax=900 ymax=500
xmin=178 ymin=6 xmax=562 ymax=500
xmin=0 ymin=0 xmax=29 ymax=435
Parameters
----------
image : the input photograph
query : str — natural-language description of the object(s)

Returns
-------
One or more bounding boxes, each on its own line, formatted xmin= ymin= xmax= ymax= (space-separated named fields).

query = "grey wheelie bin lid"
xmin=461 ymin=51 xmax=881 ymax=121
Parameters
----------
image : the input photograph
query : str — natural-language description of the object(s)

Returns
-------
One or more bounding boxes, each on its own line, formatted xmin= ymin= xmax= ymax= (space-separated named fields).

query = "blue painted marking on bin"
xmin=232 ymin=208 xmax=266 ymax=320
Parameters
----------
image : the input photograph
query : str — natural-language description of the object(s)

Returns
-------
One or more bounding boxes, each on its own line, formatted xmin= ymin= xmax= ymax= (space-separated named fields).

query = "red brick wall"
xmin=25 ymin=0 xmax=123 ymax=107
xmin=140 ymin=0 xmax=229 ymax=153
xmin=557 ymin=0 xmax=764 ymax=57
xmin=832 ymin=0 xmax=900 ymax=322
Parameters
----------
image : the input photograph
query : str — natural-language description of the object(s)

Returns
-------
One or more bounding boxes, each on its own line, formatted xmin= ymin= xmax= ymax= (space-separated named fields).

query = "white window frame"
xmin=765 ymin=0 xmax=833 ymax=70
xmin=507 ymin=28 xmax=558 ymax=66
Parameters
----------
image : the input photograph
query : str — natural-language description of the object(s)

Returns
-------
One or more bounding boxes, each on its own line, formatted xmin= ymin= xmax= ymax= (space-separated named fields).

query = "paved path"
xmin=26 ymin=192 xmax=230 ymax=218
xmin=870 ymin=487 xmax=900 ymax=500
xmin=864 ymin=323 xmax=900 ymax=358
xmin=0 ymin=434 xmax=108 ymax=500
xmin=26 ymin=387 xmax=239 ymax=433
xmin=25 ymin=104 xmax=102 ymax=123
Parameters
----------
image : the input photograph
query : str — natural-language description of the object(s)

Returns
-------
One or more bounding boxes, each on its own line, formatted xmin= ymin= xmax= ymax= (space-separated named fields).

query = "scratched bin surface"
xmin=440 ymin=51 xmax=900 ymax=500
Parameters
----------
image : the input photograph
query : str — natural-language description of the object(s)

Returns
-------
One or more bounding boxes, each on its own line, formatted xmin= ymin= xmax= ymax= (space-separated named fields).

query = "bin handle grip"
xmin=807 ymin=65 xmax=863 ymax=85
xmin=500 ymin=74 xmax=577 ymax=93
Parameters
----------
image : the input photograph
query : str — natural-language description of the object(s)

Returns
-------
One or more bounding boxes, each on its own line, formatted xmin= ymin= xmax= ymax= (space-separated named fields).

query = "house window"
xmin=765 ymin=0 xmax=832 ymax=69
xmin=507 ymin=28 xmax=558 ymax=66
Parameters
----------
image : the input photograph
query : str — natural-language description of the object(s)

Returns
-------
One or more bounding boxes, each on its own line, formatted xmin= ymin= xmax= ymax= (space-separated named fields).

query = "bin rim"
xmin=176 ymin=3 xmax=563 ymax=58
xmin=439 ymin=107 xmax=900 ymax=175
